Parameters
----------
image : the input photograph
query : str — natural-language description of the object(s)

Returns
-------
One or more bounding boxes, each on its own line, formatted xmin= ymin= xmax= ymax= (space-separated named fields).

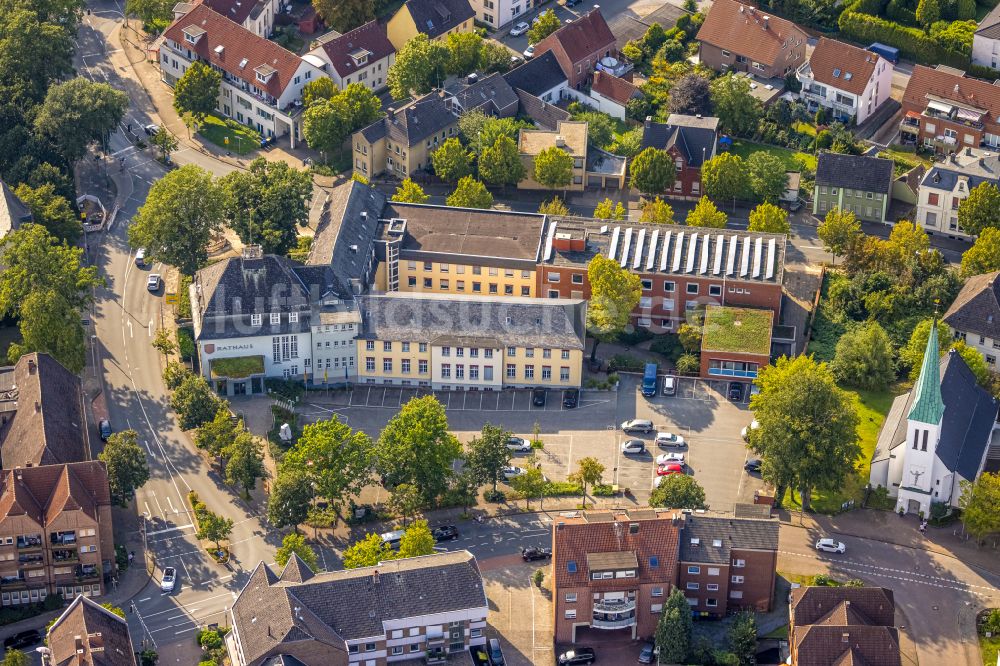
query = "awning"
xmin=905 ymin=110 xmax=921 ymax=119
xmin=956 ymin=107 xmax=983 ymax=122
xmin=926 ymin=100 xmax=953 ymax=114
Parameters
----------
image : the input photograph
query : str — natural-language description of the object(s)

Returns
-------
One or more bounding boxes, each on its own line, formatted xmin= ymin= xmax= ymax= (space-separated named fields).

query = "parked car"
xmin=815 ymin=538 xmax=846 ymax=554
xmin=507 ymin=436 xmax=532 ymax=452
xmin=523 ymin=44 xmax=536 ymax=59
xmin=563 ymin=388 xmax=579 ymax=409
xmin=741 ymin=420 xmax=760 ymax=442
xmin=638 ymin=642 xmax=656 ymax=664
xmin=432 ymin=525 xmax=459 ymax=542
xmin=655 ymin=432 xmax=685 ymax=447
xmin=510 ymin=55 xmax=524 ymax=66
xmin=532 ymin=388 xmax=546 ymax=407
xmin=521 ymin=546 xmax=552 ymax=561
xmin=728 ymin=381 xmax=743 ymax=402
xmin=160 ymin=566 xmax=176 ymax=592
xmin=656 ymin=452 xmax=685 ymax=466
xmin=502 ymin=466 xmax=526 ymax=481
xmin=143 ymin=123 xmax=160 ymax=136
xmin=558 ymin=647 xmax=596 ymax=665
xmin=621 ymin=439 xmax=645 ymax=455
xmin=565 ymin=0 xmax=582 ymax=6
xmin=509 ymin=20 xmax=530 ymax=36
xmin=98 ymin=419 xmax=113 ymax=442
xmin=656 ymin=463 xmax=684 ymax=476
xmin=3 ymin=630 xmax=40 ymax=651
xmin=134 ymin=248 xmax=146 ymax=266
xmin=662 ymin=376 xmax=676 ymax=396
xmin=147 ymin=273 xmax=161 ymax=291
xmin=621 ymin=419 xmax=654 ymax=434
xmin=744 ymin=459 xmax=762 ymax=473
xmin=381 ymin=529 xmax=405 ymax=550
xmin=488 ymin=638 xmax=506 ymax=666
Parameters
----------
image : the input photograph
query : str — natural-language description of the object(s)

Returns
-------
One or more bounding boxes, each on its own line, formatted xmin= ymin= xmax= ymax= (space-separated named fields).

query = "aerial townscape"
xmin=7 ymin=0 xmax=1000 ymax=664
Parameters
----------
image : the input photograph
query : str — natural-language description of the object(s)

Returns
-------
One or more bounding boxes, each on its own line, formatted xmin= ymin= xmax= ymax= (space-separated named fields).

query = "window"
xmin=419 ymin=343 xmax=428 ymax=353
xmin=507 ymin=364 xmax=516 ymax=378
xmin=365 ymin=643 xmax=376 ymax=652
xmin=383 ymin=359 xmax=393 ymax=373
xmin=456 ymin=347 xmax=464 ymax=357
xmin=687 ymin=566 xmax=700 ymax=574
xmin=485 ymin=349 xmax=493 ymax=359
xmin=729 ymin=590 xmax=743 ymax=599
xmin=565 ymin=609 xmax=577 ymax=619
xmin=706 ymin=599 xmax=718 ymax=607
xmin=408 ymin=276 xmax=417 ymax=287
xmin=707 ymin=567 xmax=719 ymax=576
xmin=508 ymin=347 xmax=516 ymax=356
xmin=707 ymin=584 xmax=719 ymax=591
xmin=686 ymin=283 xmax=699 ymax=294
xmin=471 ymin=628 xmax=483 ymax=638
xmin=455 ymin=364 xmax=464 ymax=379
xmin=709 ymin=285 xmax=722 ymax=297
xmin=441 ymin=364 xmax=451 ymax=378
xmin=686 ymin=582 xmax=700 ymax=590
xmin=526 ymin=349 xmax=534 ymax=358
xmin=572 ymin=273 xmax=583 ymax=284
xmin=383 ymin=341 xmax=392 ymax=352
xmin=419 ymin=360 xmax=428 ymax=374
xmin=457 ymin=280 xmax=465 ymax=291
xmin=565 ymin=592 xmax=578 ymax=602
xmin=391 ymin=647 xmax=403 ymax=656
xmin=664 ymin=281 xmax=675 ymax=293
xmin=470 ymin=366 xmax=479 ymax=380
xmin=542 ymin=366 xmax=551 ymax=380
xmin=349 ymin=646 xmax=359 ymax=654
xmin=440 ymin=263 xmax=450 ymax=273
xmin=424 ymin=278 xmax=432 ymax=288
xmin=722 ymin=49 xmax=731 ymax=57
xmin=402 ymin=342 xmax=410 ymax=352
xmin=489 ymin=284 xmax=498 ymax=294
xmin=650 ymin=556 xmax=659 ymax=568
xmin=641 ymin=279 xmax=652 ymax=290
xmin=251 ymin=314 xmax=262 ymax=326
xmin=651 ymin=586 xmax=664 ymax=597
xmin=525 ymin=366 xmax=534 ymax=379
xmin=560 ymin=367 xmax=570 ymax=381
xmin=522 ymin=286 xmax=531 ymax=296
xmin=567 ymin=561 xmax=577 ymax=573
xmin=442 ymin=347 xmax=451 ymax=357
xmin=543 ymin=348 xmax=552 ymax=359
xmin=424 ymin=261 xmax=432 ymax=271
xmin=401 ymin=359 xmax=410 ymax=374
xmin=732 ymin=559 xmax=745 ymax=568
xmin=440 ymin=279 xmax=449 ymax=289
xmin=270 ymin=313 xmax=281 ymax=324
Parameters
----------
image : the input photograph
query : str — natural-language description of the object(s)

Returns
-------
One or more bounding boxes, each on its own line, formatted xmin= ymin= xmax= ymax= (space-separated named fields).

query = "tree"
xmin=311 ymin=0 xmax=373 ymax=33
xmin=431 ymin=138 xmax=473 ymax=182
xmin=710 ymin=73 xmax=762 ymax=136
xmin=224 ymin=431 xmax=266 ymax=499
xmin=0 ymin=10 xmax=74 ymax=106
xmin=220 ymin=158 xmax=312 ymax=256
xmin=163 ymin=361 xmax=190 ymax=390
xmin=33 ymin=78 xmax=127 ymax=163
xmin=586 ymin=255 xmax=642 ymax=361
xmin=376 ymin=396 xmax=462 ymax=503
xmin=959 ymin=473 xmax=1000 ymax=544
xmin=129 ymin=165 xmax=225 ymax=275
xmin=656 ymin=588 xmax=692 ymax=664
xmin=398 ymin=520 xmax=436 ymax=558
xmin=446 ymin=176 xmax=493 ymax=209
xmin=171 ymin=373 xmax=222 ymax=430
xmin=388 ymin=483 xmax=423 ymax=525
xmin=747 ymin=202 xmax=790 ymax=234
xmin=608 ymin=127 xmax=644 ymax=157
xmin=302 ymin=95 xmax=350 ymax=157
xmin=275 ymin=533 xmax=319 ymax=570
xmin=342 ymin=533 xmax=394 ymax=569
xmin=728 ymin=612 xmax=758 ymax=666
xmin=12 ymin=183 xmax=80 ymax=243
xmin=387 ymin=34 xmax=449 ymax=99
xmin=151 ymin=328 xmax=177 ymax=356
xmin=900 ymin=319 xmax=951 ymax=379
xmin=832 ymin=321 xmax=896 ymax=391
xmin=676 ymin=352 xmax=700 ymax=374
xmin=568 ymin=457 xmax=604 ymax=508
xmin=701 ymin=153 xmax=750 ymax=207
xmin=466 ymin=423 xmax=513 ymax=493
xmin=954 ymin=340 xmax=992 ymax=386
xmin=533 ymin=146 xmax=574 ymax=190
xmin=283 ymin=417 xmax=374 ymax=511
xmin=527 ymin=9 xmax=560 ymax=43
xmin=150 ymin=128 xmax=179 ymax=162
xmin=917 ymin=0 xmax=940 ymax=27
xmin=640 ymin=197 xmax=675 ymax=224
xmin=668 ymin=73 xmax=713 ymax=116
xmin=125 ymin=0 xmax=174 ymax=30
xmin=196 ymin=510 xmax=234 ymax=552
xmin=511 ymin=463 xmax=547 ymax=508
xmin=267 ymin=467 xmax=315 ymax=531
xmin=818 ymin=207 xmax=861 ymax=265
xmin=481 ymin=41 xmax=515 ymax=74
xmin=2 ymin=650 xmax=27 ymax=666
xmin=961 ymin=227 xmax=1000 ymax=277
xmin=677 ymin=323 xmax=702 ymax=352
xmin=195 ymin=406 xmax=238 ymax=458
xmin=478 ymin=135 xmax=525 ymax=189
xmin=746 ymin=152 xmax=789 ymax=203
xmin=446 ymin=32 xmax=484 ymax=76
xmin=98 ymin=430 xmax=150 ymax=507
xmin=685 ymin=195 xmax=727 ymax=228
xmin=538 ymin=197 xmax=570 ymax=216
xmin=172 ymin=62 xmax=221 ymax=124
xmin=649 ymin=474 xmax=706 ymax=508
xmin=392 ymin=178 xmax=430 ymax=204
xmin=747 ymin=355 xmax=860 ymax=510
xmin=302 ymin=77 xmax=338 ymax=107
xmin=630 ymin=147 xmax=675 ymax=195
xmin=574 ymin=111 xmax=616 ymax=150
xmin=958 ymin=182 xmax=1000 ymax=237
xmin=593 ymin=198 xmax=627 ymax=220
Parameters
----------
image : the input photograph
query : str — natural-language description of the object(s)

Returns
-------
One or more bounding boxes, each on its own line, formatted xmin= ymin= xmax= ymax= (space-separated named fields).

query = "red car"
xmin=656 ymin=463 xmax=684 ymax=476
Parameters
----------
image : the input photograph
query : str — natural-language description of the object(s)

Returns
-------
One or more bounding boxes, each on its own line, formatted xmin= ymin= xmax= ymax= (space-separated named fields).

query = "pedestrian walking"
xmin=128 ymin=550 xmax=135 ymax=565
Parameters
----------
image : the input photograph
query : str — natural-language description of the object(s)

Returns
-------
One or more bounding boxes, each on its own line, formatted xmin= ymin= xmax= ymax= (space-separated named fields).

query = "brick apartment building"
xmin=533 ymin=8 xmax=616 ymax=90
xmin=640 ymin=115 xmax=719 ymax=200
xmin=538 ymin=218 xmax=786 ymax=333
xmin=899 ymin=64 xmax=1000 ymax=153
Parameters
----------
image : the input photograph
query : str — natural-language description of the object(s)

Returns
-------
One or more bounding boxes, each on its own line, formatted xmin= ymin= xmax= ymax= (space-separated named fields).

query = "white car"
xmin=523 ymin=44 xmax=536 ymax=59
xmin=506 ymin=436 xmax=532 ymax=452
xmin=815 ymin=538 xmax=846 ymax=554
xmin=160 ymin=567 xmax=176 ymax=592
xmin=621 ymin=439 xmax=646 ymax=455
xmin=509 ymin=21 xmax=530 ymax=36
xmin=741 ymin=420 xmax=760 ymax=441
xmin=502 ymin=466 xmax=526 ymax=481
xmin=655 ymin=432 xmax=685 ymax=447
xmin=147 ymin=274 xmax=161 ymax=291
xmin=656 ymin=452 xmax=685 ymax=466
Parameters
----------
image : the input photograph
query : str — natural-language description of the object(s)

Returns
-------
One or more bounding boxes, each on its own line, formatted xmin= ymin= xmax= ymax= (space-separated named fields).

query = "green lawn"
xmin=763 ymin=624 xmax=789 ymax=640
xmin=198 ymin=114 xmax=260 ymax=155
xmin=878 ymin=146 xmax=932 ymax=176
xmin=793 ymin=121 xmax=817 ymax=137
xmin=981 ymin=634 xmax=1000 ymax=666
xmin=729 ymin=139 xmax=817 ymax=172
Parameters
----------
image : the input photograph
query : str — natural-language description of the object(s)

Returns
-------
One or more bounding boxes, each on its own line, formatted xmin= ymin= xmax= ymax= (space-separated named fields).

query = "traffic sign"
xmin=165 ymin=292 xmax=177 ymax=304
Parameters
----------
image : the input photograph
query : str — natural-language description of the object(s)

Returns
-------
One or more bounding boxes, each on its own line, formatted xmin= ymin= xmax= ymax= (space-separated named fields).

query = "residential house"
xmin=698 ymin=306 xmax=773 ymax=384
xmin=813 ymin=152 xmax=894 ymax=223
xmin=517 ymin=120 xmax=589 ymax=191
xmin=160 ymin=4 xmax=328 ymax=147
xmin=796 ymin=37 xmax=893 ymax=125
xmin=915 ymin=148 xmax=1000 ymax=238
xmin=972 ymin=4 xmax=1000 ymax=71
xmin=899 ymin=64 xmax=1000 ymax=152
xmin=445 ymin=72 xmax=519 ymax=117
xmin=789 ymin=586 xmax=901 ymax=666
xmin=0 ymin=179 xmax=31 ymax=241
xmin=199 ymin=0 xmax=281 ymax=38
xmin=386 ymin=0 xmax=476 ymax=51
xmin=308 ymin=21 xmax=396 ymax=92
xmin=677 ymin=513 xmax=779 ymax=618
xmin=552 ymin=509 xmax=682 ymax=643
xmin=869 ymin=323 xmax=999 ymax=515
xmin=225 ymin=552 xmax=489 ymax=666
xmin=696 ymin=0 xmax=807 ymax=79
xmin=468 ymin=0 xmax=536 ymax=29
xmin=503 ymin=51 xmax=569 ymax=105
xmin=47 ymin=594 xmax=138 ymax=666
xmin=640 ymin=114 xmax=719 ymax=200
xmin=589 ymin=71 xmax=643 ymax=119
xmin=533 ymin=8 xmax=616 ymax=90
xmin=944 ymin=270 xmax=1000 ymax=366
xmin=355 ymin=293 xmax=587 ymax=389
xmin=352 ymin=90 xmax=461 ymax=179
xmin=0 ymin=461 xmax=113 ymax=606
xmin=538 ymin=218 xmax=786 ymax=333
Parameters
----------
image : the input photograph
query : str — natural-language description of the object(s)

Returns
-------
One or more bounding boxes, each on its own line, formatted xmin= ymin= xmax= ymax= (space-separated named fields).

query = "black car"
xmin=744 ymin=459 xmax=762 ymax=473
xmin=728 ymin=382 xmax=743 ymax=402
xmin=532 ymin=388 xmax=546 ymax=407
xmin=563 ymin=389 xmax=579 ymax=409
xmin=432 ymin=525 xmax=459 ymax=542
xmin=558 ymin=647 xmax=596 ymax=665
xmin=98 ymin=419 xmax=113 ymax=441
xmin=565 ymin=0 xmax=581 ymax=6
xmin=3 ymin=629 xmax=40 ymax=650
xmin=521 ymin=546 xmax=552 ymax=561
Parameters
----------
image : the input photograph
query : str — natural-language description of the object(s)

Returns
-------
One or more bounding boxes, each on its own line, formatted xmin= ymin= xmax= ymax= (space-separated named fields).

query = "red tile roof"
xmin=902 ymin=65 xmax=1000 ymax=123
xmin=791 ymin=587 xmax=901 ymax=666
xmin=163 ymin=4 xmax=305 ymax=100
xmin=320 ymin=21 xmax=395 ymax=79
xmin=591 ymin=71 xmax=641 ymax=105
xmin=807 ymin=37 xmax=882 ymax=97
xmin=0 ymin=462 xmax=110 ymax=525
xmin=696 ymin=0 xmax=807 ymax=68
xmin=536 ymin=8 xmax=616 ymax=66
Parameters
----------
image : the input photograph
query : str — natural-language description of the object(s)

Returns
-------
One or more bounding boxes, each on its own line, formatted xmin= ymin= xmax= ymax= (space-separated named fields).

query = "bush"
xmin=533 ymin=569 xmax=544 ymax=587
xmin=544 ymin=481 xmax=583 ymax=496
xmin=265 ymin=378 xmax=304 ymax=401
xmin=650 ymin=334 xmax=684 ymax=363
xmin=982 ymin=609 xmax=1000 ymax=635
xmin=198 ymin=630 xmax=223 ymax=650
xmin=176 ymin=275 xmax=192 ymax=319
xmin=676 ymin=353 xmax=700 ymax=374
xmin=0 ymin=594 xmax=63 ymax=626
xmin=484 ymin=489 xmax=506 ymax=503
xmin=116 ymin=544 xmax=129 ymax=571
xmin=593 ymin=484 xmax=623 ymax=496
xmin=814 ymin=573 xmax=836 ymax=586
xmin=616 ymin=327 xmax=654 ymax=346
xmin=176 ymin=327 xmax=195 ymax=361
xmin=608 ymin=354 xmax=645 ymax=372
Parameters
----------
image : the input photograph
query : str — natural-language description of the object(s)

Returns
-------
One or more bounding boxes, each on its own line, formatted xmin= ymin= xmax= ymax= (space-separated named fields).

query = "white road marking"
xmin=146 ymin=523 xmax=195 ymax=537
xmin=166 ymin=495 xmax=177 ymax=514
xmin=138 ymin=597 xmax=151 ymax=603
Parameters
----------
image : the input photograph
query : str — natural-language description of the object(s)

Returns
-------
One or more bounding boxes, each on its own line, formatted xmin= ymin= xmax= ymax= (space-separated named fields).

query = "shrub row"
xmin=838 ymin=0 xmax=971 ymax=69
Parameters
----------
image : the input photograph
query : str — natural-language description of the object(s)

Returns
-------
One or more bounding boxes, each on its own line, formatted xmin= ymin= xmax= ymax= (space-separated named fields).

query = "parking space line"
xmin=381 ymin=390 xmax=387 ymax=407
xmin=477 ymin=392 xmax=484 ymax=410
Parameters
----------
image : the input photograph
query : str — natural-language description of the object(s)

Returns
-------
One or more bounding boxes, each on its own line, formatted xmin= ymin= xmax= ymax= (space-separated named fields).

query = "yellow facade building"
xmin=386 ymin=0 xmax=476 ymax=51
xmin=355 ymin=293 xmax=586 ymax=389
xmin=518 ymin=120 xmax=589 ymax=192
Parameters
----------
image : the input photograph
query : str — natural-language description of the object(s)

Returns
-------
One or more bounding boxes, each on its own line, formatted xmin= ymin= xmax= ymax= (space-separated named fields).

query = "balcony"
xmin=934 ymin=135 xmax=958 ymax=147
xmin=0 ymin=574 xmax=26 ymax=588
xmin=591 ymin=615 xmax=637 ymax=629
xmin=16 ymin=535 xmax=42 ymax=550
xmin=17 ymin=554 xmax=44 ymax=568
xmin=593 ymin=598 xmax=636 ymax=614
xmin=50 ymin=531 xmax=76 ymax=545
xmin=75 ymin=565 xmax=99 ymax=580
xmin=52 ymin=549 xmax=78 ymax=562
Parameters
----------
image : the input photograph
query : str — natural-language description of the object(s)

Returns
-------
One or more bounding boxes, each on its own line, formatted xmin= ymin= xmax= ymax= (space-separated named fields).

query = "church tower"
xmin=898 ymin=323 xmax=945 ymax=515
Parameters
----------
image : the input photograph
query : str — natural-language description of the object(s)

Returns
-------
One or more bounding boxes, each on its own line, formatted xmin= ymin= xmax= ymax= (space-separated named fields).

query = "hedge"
xmin=838 ymin=0 xmax=971 ymax=69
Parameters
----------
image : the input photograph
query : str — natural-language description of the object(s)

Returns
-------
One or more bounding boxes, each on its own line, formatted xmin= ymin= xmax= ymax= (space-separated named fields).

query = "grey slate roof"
xmin=641 ymin=115 xmax=719 ymax=168
xmin=357 ymin=91 xmax=460 ymax=147
xmin=679 ymin=516 xmax=779 ymax=565
xmin=48 ymin=595 xmax=138 ymax=666
xmin=403 ymin=0 xmax=475 ymax=39
xmin=815 ymin=152 xmax=894 ymax=193
xmin=308 ymin=179 xmax=385 ymax=293
xmin=514 ymin=88 xmax=571 ymax=130
xmin=873 ymin=349 xmax=997 ymax=480
xmin=358 ymin=293 xmax=587 ymax=349
xmin=0 ymin=180 xmax=32 ymax=239
xmin=503 ymin=51 xmax=567 ymax=97
xmin=943 ymin=271 xmax=1000 ymax=339
xmin=446 ymin=72 xmax=519 ymax=117
xmin=919 ymin=154 xmax=1000 ymax=192
xmin=976 ymin=2 xmax=1000 ymax=39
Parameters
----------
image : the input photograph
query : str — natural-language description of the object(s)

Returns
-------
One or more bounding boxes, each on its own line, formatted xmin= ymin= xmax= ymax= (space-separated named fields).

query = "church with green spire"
xmin=869 ymin=323 xmax=999 ymax=516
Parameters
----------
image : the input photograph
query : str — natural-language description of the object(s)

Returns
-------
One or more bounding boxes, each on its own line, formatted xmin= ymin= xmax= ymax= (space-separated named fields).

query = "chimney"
xmin=387 ymin=107 xmax=395 ymax=120
xmin=373 ymin=569 xmax=380 ymax=583
xmin=763 ymin=15 xmax=769 ymax=30
xmin=955 ymin=83 xmax=960 ymax=93
xmin=27 ymin=358 xmax=36 ymax=374
xmin=555 ymin=135 xmax=566 ymax=147
xmin=966 ymin=146 xmax=973 ymax=156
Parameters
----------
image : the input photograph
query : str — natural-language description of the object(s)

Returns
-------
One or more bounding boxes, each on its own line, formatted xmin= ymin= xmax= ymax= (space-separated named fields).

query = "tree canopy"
xmin=283 ymin=417 xmax=375 ymax=511
xmin=746 ymin=152 xmax=789 ymax=203
xmin=11 ymin=183 xmax=79 ymax=243
xmin=818 ymin=207 xmax=861 ymax=265
xmin=630 ymin=147 xmax=675 ymax=195
xmin=701 ymin=152 xmax=749 ymax=204
xmin=959 ymin=473 xmax=1000 ymax=543
xmin=958 ymin=182 xmax=1000 ymax=237
xmin=387 ymin=34 xmax=449 ymax=99
xmin=594 ymin=198 xmax=627 ymax=220
xmin=747 ymin=202 xmax=790 ymax=234
xmin=667 ymin=73 xmax=712 ymax=116
xmin=98 ymin=430 xmax=150 ymax=507
xmin=533 ymin=146 xmax=574 ymax=190
xmin=478 ymin=135 xmax=525 ymax=188
xmin=832 ymin=321 xmax=896 ymax=391
xmin=685 ymin=195 xmax=727 ymax=228
xmin=465 ymin=424 xmax=513 ymax=493
xmin=431 ymin=138 xmax=473 ymax=182
xmin=446 ymin=176 xmax=494 ymax=209
xmin=710 ymin=73 xmax=762 ymax=136
xmin=586 ymin=255 xmax=642 ymax=361
xmin=649 ymin=474 xmax=706 ymax=508
xmin=527 ymin=9 xmax=561 ymax=43
xmin=34 ymin=78 xmax=128 ymax=163
xmin=267 ymin=467 xmax=315 ymax=531
xmin=961 ymin=226 xmax=1000 ymax=277
xmin=392 ymin=178 xmax=430 ymax=204
xmin=376 ymin=396 xmax=461 ymax=503
xmin=640 ymin=196 xmax=675 ymax=224
xmin=312 ymin=0 xmax=373 ymax=33
xmin=220 ymin=158 xmax=313 ymax=256
xmin=172 ymin=62 xmax=221 ymax=124
xmin=275 ymin=533 xmax=319 ymax=570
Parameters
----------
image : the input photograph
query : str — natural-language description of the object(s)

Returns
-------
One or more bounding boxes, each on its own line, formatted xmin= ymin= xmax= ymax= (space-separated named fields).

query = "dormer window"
xmin=182 ymin=25 xmax=206 ymax=45
xmin=255 ymin=63 xmax=277 ymax=84
xmin=350 ymin=48 xmax=371 ymax=66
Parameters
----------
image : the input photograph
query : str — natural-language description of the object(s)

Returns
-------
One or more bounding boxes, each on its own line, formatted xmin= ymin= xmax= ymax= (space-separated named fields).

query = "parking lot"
xmin=312 ymin=385 xmax=609 ymax=412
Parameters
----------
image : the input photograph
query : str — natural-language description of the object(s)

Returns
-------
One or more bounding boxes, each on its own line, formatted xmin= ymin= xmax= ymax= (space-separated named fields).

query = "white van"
xmin=621 ymin=419 xmax=654 ymax=434
xmin=380 ymin=530 xmax=405 ymax=550
xmin=134 ymin=248 xmax=146 ymax=266
xmin=662 ymin=376 xmax=676 ymax=396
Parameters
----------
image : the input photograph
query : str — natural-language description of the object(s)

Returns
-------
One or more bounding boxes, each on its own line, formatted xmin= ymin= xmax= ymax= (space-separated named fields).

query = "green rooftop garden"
xmin=700 ymin=306 xmax=773 ymax=355
xmin=211 ymin=355 xmax=265 ymax=379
